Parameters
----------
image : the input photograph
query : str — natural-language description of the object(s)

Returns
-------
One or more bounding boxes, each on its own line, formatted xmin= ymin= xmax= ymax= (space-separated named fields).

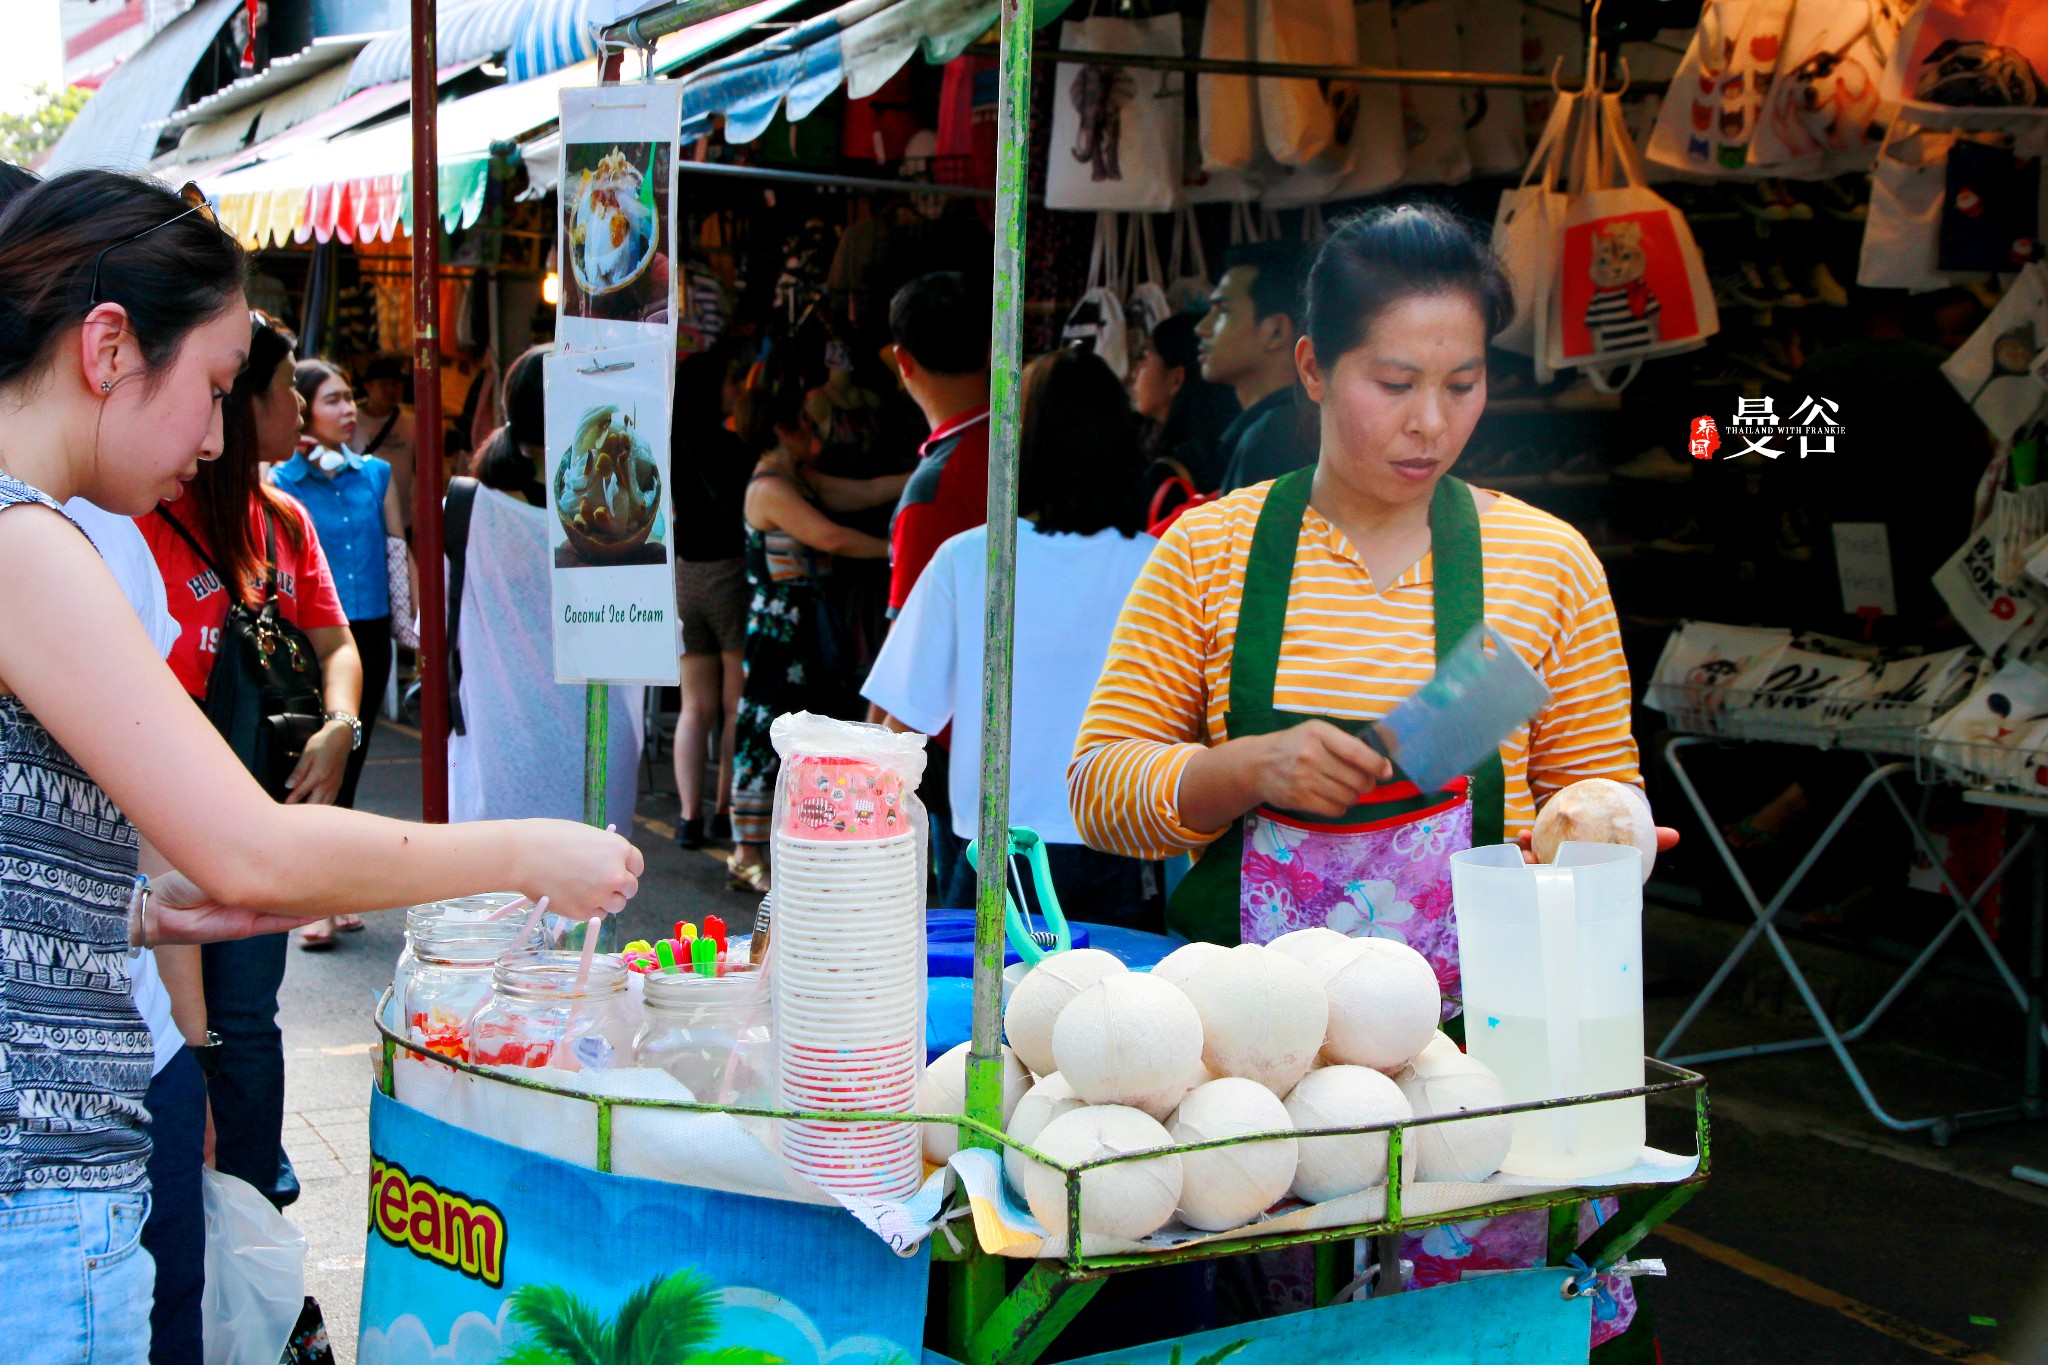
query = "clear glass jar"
xmin=634 ymin=965 xmax=773 ymax=1105
xmin=401 ymin=917 xmax=529 ymax=1061
xmin=392 ymin=893 xmax=526 ymax=1015
xmin=469 ymin=955 xmax=637 ymax=1073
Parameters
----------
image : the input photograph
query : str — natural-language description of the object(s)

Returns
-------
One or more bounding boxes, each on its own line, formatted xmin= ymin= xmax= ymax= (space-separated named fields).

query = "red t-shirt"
xmin=889 ymin=406 xmax=989 ymax=612
xmin=140 ymin=495 xmax=350 ymax=699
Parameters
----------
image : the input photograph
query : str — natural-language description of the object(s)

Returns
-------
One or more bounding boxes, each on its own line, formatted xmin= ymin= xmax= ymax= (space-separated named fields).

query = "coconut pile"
xmin=919 ymin=933 xmax=1514 ymax=1242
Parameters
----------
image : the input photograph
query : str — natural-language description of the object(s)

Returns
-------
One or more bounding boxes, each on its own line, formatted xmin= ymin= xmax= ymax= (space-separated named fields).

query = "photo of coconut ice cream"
xmin=566 ymin=146 xmax=658 ymax=297
xmin=555 ymin=404 xmax=663 ymax=564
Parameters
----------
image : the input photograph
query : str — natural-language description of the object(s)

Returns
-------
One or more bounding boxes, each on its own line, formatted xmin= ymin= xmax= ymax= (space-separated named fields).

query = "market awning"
xmin=157 ymin=36 xmax=371 ymax=137
xmin=43 ymin=0 xmax=242 ymax=176
xmin=344 ymin=0 xmax=674 ymax=94
xmin=676 ymin=0 xmax=1073 ymax=144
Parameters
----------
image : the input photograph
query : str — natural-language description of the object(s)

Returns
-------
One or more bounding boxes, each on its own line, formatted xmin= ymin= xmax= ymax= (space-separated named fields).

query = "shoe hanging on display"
xmin=1547 ymin=452 xmax=1612 ymax=488
xmin=1614 ymin=446 xmax=1695 ymax=482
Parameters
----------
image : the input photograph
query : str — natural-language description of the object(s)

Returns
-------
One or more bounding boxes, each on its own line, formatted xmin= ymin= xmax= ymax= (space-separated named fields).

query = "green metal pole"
xmin=966 ymin=0 xmax=1033 ymax=1153
xmin=957 ymin=0 xmax=1033 ymax=1341
xmin=584 ymin=682 xmax=608 ymax=827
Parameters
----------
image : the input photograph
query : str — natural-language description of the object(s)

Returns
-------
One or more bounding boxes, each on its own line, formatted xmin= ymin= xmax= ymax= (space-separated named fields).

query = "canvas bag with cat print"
xmin=1547 ymin=94 xmax=1719 ymax=387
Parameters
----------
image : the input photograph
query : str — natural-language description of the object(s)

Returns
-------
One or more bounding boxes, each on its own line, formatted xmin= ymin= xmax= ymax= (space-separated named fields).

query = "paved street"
xmin=286 ymin=725 xmax=2046 ymax=1363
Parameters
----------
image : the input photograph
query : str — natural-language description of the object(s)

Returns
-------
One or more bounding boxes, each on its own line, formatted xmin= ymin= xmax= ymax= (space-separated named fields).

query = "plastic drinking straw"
xmin=485 ymin=895 xmax=531 ymax=921
xmin=691 ymin=936 xmax=716 ymax=977
xmin=510 ymin=896 xmax=551 ymax=955
xmin=575 ymin=911 xmax=605 ymax=990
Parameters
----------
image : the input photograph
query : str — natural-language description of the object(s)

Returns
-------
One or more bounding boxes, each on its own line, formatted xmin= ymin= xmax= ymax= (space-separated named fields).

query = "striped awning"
xmin=345 ymin=0 xmax=675 ymax=94
xmin=678 ymin=0 xmax=1074 ymax=145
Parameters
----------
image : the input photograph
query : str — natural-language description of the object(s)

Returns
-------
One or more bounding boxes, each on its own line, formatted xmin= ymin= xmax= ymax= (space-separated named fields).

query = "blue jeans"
xmin=142 ymin=1050 xmax=207 ymax=1365
xmin=0 ymin=1188 xmax=154 ymax=1363
xmin=201 ymin=932 xmax=298 ymax=1208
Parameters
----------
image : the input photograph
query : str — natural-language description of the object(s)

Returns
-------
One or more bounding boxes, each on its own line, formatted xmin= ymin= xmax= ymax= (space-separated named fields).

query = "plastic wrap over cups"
xmin=769 ymin=713 xmax=930 ymax=1200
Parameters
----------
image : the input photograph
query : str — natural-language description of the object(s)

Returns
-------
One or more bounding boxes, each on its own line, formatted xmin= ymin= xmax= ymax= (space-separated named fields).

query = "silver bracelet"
xmin=325 ymin=711 xmax=364 ymax=752
xmin=126 ymin=874 xmax=157 ymax=950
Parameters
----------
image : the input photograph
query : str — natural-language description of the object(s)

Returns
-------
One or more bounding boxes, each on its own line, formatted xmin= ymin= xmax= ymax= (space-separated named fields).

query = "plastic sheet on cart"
xmin=944 ymin=1145 xmax=1700 ymax=1260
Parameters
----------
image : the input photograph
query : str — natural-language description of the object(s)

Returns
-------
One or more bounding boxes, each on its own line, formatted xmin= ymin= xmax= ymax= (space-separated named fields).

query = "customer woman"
xmin=670 ymin=343 xmax=752 ymax=850
xmin=727 ymin=385 xmax=905 ymax=892
xmin=1068 ymin=204 xmax=1673 ymax=1348
xmin=470 ymin=343 xmax=547 ymax=505
xmin=276 ymin=357 xmax=415 ymax=944
xmin=865 ymin=349 xmax=1161 ymax=923
xmin=1129 ymin=310 xmax=1239 ymax=494
xmin=139 ymin=312 xmax=361 ymax=1205
xmin=0 ymin=169 xmax=638 ymax=1364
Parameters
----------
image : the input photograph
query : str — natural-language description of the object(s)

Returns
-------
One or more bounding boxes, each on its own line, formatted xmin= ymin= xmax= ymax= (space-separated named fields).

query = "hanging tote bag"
xmin=1393 ymin=0 xmax=1475 ymax=185
xmin=1457 ymin=0 xmax=1528 ymax=175
xmin=1063 ymin=213 xmax=1134 ymax=378
xmin=1165 ymin=205 xmax=1213 ymax=314
xmin=1492 ymin=90 xmax=1580 ymax=375
xmin=1124 ymin=213 xmax=1175 ymax=340
xmin=1337 ymin=0 xmax=1409 ymax=193
xmin=1256 ymin=0 xmax=1360 ymax=167
xmin=1858 ymin=119 xmax=1979 ymax=290
xmin=1647 ymin=0 xmax=1799 ymax=175
xmin=1748 ymin=0 xmax=1898 ymax=177
xmin=1046 ymin=15 xmax=1186 ymax=212
xmin=1200 ymin=0 xmax=1261 ymax=172
xmin=1882 ymin=0 xmax=2048 ymax=130
xmin=1548 ymin=94 xmax=1720 ymax=388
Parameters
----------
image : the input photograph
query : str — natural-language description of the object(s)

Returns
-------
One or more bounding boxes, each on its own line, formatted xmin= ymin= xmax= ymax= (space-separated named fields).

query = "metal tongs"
xmin=963 ymin=826 xmax=1071 ymax=966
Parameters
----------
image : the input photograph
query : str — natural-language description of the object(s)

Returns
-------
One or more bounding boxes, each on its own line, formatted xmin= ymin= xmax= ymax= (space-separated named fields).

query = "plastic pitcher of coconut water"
xmin=1450 ymin=841 xmax=1645 ymax=1179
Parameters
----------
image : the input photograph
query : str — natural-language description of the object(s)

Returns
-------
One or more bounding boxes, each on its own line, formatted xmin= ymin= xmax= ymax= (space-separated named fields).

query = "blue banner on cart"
xmin=1038 ymin=1270 xmax=1591 ymax=1365
xmin=358 ymin=1090 xmax=927 ymax=1364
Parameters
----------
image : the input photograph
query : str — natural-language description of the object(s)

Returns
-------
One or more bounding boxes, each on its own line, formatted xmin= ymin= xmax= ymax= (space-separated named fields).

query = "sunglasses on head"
xmin=87 ymin=182 xmax=222 ymax=307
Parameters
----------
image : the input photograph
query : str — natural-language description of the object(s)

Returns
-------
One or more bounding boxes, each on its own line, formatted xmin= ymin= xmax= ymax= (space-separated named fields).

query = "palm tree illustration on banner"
xmin=1106 ymin=1339 xmax=1254 ymax=1365
xmin=499 ymin=1269 xmax=796 ymax=1365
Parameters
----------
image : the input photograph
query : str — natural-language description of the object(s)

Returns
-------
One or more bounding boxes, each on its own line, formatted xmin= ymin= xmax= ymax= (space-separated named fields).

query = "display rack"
xmin=1658 ymin=690 xmax=2048 ymax=1142
xmin=374 ymin=1003 xmax=1710 ymax=1364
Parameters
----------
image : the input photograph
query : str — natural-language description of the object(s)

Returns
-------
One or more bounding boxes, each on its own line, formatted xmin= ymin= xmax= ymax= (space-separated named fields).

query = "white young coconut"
xmin=1022 ymin=1104 xmax=1183 ymax=1242
xmin=1393 ymin=1047 xmax=1512 ymax=1183
xmin=1300 ymin=932 xmax=1371 ymax=985
xmin=1182 ymin=944 xmax=1329 ymax=1095
xmin=1052 ymin=973 xmax=1205 ymax=1120
xmin=919 ymin=1041 xmax=1032 ymax=1162
xmin=1265 ymin=926 xmax=1353 ymax=968
xmin=1005 ymin=948 xmax=1128 ymax=1077
xmin=1531 ymin=777 xmax=1657 ymax=883
xmin=1004 ymin=1072 xmax=1089 ymax=1195
xmin=1168 ymin=1077 xmax=1298 ymax=1231
xmin=1151 ymin=941 xmax=1229 ymax=990
xmin=1320 ymin=937 xmax=1441 ymax=1071
xmin=1284 ymin=1064 xmax=1413 ymax=1202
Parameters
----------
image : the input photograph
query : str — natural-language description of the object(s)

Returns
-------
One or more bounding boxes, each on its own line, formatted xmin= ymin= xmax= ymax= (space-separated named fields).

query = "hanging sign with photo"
xmin=544 ymin=340 xmax=680 ymax=685
xmin=556 ymin=81 xmax=684 ymax=355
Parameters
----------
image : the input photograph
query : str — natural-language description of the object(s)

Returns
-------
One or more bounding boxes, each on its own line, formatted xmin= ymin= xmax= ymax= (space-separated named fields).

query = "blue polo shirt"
xmin=272 ymin=449 xmax=391 ymax=621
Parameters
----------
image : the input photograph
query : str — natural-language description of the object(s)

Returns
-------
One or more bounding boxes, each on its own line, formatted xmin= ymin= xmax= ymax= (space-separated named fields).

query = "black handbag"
xmin=156 ymin=505 xmax=327 ymax=800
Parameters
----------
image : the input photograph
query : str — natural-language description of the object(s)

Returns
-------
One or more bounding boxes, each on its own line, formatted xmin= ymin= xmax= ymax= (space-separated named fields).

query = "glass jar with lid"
xmin=391 ymin=892 xmax=526 ymax=1020
xmin=468 ymin=954 xmax=637 ymax=1073
xmin=635 ymin=965 xmax=773 ymax=1105
xmin=401 ymin=916 xmax=530 ymax=1061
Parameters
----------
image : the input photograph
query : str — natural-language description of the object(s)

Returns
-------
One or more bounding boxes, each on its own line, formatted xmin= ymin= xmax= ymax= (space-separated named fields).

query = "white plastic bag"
xmin=202 ymin=1169 xmax=306 ymax=1365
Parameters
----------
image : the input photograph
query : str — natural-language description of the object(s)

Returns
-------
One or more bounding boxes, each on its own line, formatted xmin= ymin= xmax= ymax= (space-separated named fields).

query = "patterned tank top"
xmin=0 ymin=473 xmax=152 ymax=1193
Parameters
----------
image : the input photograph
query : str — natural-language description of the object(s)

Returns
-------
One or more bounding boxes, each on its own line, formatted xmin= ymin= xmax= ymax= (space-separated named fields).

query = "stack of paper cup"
xmin=771 ymin=826 xmax=925 ymax=1199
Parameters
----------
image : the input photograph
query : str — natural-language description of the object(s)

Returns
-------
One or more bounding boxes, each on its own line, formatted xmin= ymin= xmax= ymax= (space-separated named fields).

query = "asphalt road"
xmin=281 ymin=725 xmax=2047 ymax=1364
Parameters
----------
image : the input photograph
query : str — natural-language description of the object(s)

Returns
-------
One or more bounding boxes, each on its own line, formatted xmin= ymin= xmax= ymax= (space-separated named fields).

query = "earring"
xmin=100 ymin=380 xmax=112 ymax=393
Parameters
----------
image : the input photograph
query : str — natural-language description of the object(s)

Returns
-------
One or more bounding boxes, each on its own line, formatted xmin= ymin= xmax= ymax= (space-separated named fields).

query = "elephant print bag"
xmin=1045 ymin=15 xmax=1185 ymax=211
xmin=1548 ymin=94 xmax=1719 ymax=387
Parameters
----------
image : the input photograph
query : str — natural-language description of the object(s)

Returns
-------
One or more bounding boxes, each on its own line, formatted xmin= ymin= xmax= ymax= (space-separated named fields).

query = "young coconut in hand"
xmin=919 ymin=1040 xmax=1032 ymax=1162
xmin=1530 ymin=777 xmax=1657 ymax=883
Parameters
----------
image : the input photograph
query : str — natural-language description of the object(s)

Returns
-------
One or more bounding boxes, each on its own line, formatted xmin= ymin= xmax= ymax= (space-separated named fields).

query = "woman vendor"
xmin=1070 ymin=203 xmax=1675 ymax=1005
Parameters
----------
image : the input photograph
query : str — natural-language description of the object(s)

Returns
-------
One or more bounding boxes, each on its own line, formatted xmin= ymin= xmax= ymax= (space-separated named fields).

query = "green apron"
xmin=1165 ymin=467 xmax=1506 ymax=946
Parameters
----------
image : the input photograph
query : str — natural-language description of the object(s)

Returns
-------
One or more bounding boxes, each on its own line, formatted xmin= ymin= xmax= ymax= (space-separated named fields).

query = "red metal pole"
xmin=409 ymin=0 xmax=449 ymax=822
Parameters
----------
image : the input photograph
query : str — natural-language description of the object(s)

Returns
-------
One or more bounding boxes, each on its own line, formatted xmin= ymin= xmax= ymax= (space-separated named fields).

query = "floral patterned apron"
xmin=1166 ymin=466 xmax=1506 ymax=1023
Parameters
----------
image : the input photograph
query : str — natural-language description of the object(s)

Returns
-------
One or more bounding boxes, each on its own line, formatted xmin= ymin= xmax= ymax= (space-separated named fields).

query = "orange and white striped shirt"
xmin=1069 ymin=482 xmax=1640 ymax=860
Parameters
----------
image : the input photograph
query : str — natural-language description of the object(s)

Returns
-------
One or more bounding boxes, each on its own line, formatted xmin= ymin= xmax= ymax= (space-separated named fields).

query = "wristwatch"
xmin=189 ymin=1030 xmax=225 ymax=1078
xmin=326 ymin=711 xmax=364 ymax=752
